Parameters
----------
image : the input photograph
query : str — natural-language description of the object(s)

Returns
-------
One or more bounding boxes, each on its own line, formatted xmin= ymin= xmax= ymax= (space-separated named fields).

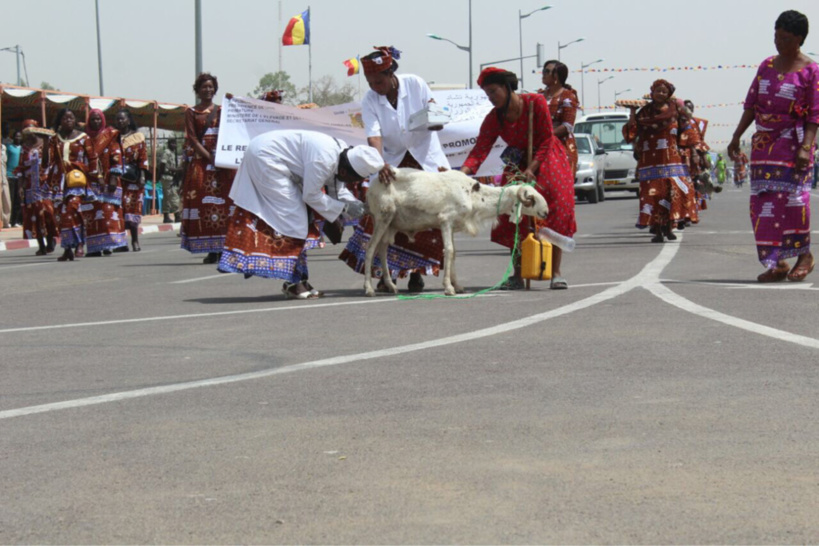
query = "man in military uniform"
xmin=159 ymin=137 xmax=181 ymax=223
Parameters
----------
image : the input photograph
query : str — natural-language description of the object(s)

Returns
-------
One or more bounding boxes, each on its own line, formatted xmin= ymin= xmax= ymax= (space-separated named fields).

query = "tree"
xmin=249 ymin=71 xmax=298 ymax=104
xmin=301 ymin=75 xmax=356 ymax=107
xmin=40 ymin=81 xmax=58 ymax=90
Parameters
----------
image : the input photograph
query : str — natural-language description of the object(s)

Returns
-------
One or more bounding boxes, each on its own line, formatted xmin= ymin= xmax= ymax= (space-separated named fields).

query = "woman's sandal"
xmin=303 ymin=281 xmax=325 ymax=298
xmin=407 ymin=272 xmax=425 ymax=293
xmin=497 ymin=277 xmax=525 ymax=290
xmin=281 ymin=282 xmax=318 ymax=300
xmin=375 ymin=278 xmax=395 ymax=293
xmin=550 ymin=276 xmax=569 ymax=290
xmin=757 ymin=262 xmax=790 ymax=283
xmin=787 ymin=255 xmax=815 ymax=282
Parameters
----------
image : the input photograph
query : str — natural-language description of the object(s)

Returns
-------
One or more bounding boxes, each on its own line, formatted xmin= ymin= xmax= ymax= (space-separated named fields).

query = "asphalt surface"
xmin=1 ymin=187 xmax=818 ymax=544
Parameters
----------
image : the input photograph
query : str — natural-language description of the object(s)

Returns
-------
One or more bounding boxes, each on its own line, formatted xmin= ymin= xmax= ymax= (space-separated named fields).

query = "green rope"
xmin=396 ymin=176 xmax=535 ymax=301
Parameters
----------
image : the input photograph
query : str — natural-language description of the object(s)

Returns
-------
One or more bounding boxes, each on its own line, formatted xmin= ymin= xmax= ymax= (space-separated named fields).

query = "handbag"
xmin=321 ymin=218 xmax=345 ymax=245
xmin=120 ymin=163 xmax=140 ymax=183
xmin=65 ymin=169 xmax=87 ymax=189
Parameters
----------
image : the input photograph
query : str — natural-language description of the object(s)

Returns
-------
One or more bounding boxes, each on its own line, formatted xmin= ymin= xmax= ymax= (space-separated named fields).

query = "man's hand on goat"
xmin=437 ymin=166 xmax=449 ymax=172
xmin=378 ymin=165 xmax=396 ymax=185
xmin=342 ymin=200 xmax=366 ymax=220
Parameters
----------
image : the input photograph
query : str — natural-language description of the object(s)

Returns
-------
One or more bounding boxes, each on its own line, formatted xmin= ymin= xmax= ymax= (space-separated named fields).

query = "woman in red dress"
xmin=17 ymin=120 xmax=58 ymax=255
xmin=180 ymin=72 xmax=235 ymax=264
xmin=85 ymin=109 xmax=127 ymax=256
xmin=622 ymin=80 xmax=695 ymax=242
xmin=460 ymin=68 xmax=576 ymax=289
xmin=115 ymin=109 xmax=149 ymax=252
xmin=48 ymin=109 xmax=99 ymax=262
xmin=540 ymin=60 xmax=580 ymax=174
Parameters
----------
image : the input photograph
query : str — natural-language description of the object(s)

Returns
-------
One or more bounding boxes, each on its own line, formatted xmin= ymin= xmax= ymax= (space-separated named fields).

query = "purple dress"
xmin=744 ymin=56 xmax=819 ymax=269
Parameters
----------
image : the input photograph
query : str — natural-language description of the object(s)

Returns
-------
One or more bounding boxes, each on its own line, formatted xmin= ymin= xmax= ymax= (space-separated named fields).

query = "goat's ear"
xmin=472 ymin=182 xmax=480 ymax=192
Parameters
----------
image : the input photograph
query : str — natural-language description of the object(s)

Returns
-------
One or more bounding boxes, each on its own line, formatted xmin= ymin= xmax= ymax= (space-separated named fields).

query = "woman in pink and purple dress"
xmin=729 ymin=10 xmax=818 ymax=283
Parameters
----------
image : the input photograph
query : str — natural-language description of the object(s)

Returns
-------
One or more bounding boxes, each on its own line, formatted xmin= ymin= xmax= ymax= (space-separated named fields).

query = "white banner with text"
xmin=215 ymin=90 xmax=504 ymax=177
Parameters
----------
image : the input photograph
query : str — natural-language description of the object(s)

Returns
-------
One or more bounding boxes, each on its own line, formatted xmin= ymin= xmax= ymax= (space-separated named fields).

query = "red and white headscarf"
xmin=361 ymin=46 xmax=401 ymax=76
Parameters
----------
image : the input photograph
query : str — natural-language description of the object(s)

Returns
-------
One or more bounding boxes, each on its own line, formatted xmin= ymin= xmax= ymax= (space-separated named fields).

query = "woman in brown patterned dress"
xmin=180 ymin=72 xmax=235 ymax=264
xmin=541 ymin=60 xmax=580 ymax=175
xmin=85 ymin=109 xmax=127 ymax=256
xmin=48 ymin=109 xmax=99 ymax=261
xmin=115 ymin=109 xmax=149 ymax=252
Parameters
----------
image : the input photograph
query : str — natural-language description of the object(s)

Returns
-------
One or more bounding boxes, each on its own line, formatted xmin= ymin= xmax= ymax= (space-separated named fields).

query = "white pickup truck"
xmin=574 ymin=112 xmax=638 ymax=194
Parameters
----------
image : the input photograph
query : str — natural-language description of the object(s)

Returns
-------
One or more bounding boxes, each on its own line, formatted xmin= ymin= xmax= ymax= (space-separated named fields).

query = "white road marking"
xmin=663 ymin=279 xmax=818 ymax=291
xmin=0 ymin=262 xmax=54 ymax=272
xmin=648 ymin=281 xmax=819 ymax=349
xmin=0 ymin=298 xmax=399 ymax=335
xmin=169 ymin=273 xmax=233 ymax=284
xmin=0 ymin=243 xmax=681 ymax=420
xmin=4 ymin=229 xmax=819 ymax=421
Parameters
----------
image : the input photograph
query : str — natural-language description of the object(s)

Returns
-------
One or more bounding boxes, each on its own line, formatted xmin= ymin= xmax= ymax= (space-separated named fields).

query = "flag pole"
xmin=308 ymin=6 xmax=313 ymax=103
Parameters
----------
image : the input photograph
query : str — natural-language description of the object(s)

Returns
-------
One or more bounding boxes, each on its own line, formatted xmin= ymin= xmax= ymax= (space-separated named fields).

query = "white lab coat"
xmin=228 ymin=130 xmax=360 ymax=240
xmin=361 ymin=73 xmax=448 ymax=172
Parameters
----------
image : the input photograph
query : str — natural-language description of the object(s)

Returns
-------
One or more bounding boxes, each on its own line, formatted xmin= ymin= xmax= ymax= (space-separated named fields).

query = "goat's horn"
xmin=524 ymin=195 xmax=535 ymax=207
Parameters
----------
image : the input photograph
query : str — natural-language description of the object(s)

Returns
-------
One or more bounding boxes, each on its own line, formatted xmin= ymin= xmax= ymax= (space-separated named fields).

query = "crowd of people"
xmin=0 ymin=9 xmax=816 ymax=290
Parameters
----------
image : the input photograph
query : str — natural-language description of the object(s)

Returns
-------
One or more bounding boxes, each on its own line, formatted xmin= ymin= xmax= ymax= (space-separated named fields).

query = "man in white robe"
xmin=222 ymin=130 xmax=383 ymax=298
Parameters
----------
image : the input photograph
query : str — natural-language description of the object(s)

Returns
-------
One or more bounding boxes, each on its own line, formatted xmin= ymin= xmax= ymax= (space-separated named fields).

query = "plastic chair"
xmin=143 ymin=181 xmax=163 ymax=215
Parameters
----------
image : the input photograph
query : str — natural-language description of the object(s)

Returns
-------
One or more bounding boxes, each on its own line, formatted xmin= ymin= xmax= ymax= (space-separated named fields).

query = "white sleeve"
xmin=301 ymin=152 xmax=346 ymax=222
xmin=362 ymin=92 xmax=382 ymax=138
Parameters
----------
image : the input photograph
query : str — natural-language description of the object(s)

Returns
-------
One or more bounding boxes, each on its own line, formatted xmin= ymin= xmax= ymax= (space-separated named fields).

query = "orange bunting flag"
xmin=282 ymin=9 xmax=310 ymax=46
xmin=343 ymin=56 xmax=360 ymax=77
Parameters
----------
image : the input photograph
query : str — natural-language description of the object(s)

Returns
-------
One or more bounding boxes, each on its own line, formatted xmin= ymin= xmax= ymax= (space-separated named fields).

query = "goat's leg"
xmin=378 ymin=232 xmax=398 ymax=294
xmin=440 ymin=224 xmax=457 ymax=296
xmin=364 ymin=218 xmax=390 ymax=297
xmin=449 ymin=241 xmax=465 ymax=294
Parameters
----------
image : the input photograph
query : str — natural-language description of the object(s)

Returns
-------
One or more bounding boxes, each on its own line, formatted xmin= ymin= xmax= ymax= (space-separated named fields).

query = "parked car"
xmin=573 ymin=132 xmax=606 ymax=203
xmin=574 ymin=112 xmax=638 ymax=194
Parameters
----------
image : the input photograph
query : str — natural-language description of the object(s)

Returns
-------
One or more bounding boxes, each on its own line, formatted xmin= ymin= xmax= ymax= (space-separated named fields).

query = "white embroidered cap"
xmin=347 ymin=145 xmax=384 ymax=178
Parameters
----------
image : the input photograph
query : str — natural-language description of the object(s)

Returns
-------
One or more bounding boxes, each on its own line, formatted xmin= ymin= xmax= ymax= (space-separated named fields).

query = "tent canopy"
xmin=0 ymin=84 xmax=187 ymax=132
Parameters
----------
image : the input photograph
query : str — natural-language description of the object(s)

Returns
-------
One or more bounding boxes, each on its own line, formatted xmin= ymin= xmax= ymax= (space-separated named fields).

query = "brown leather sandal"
xmin=787 ymin=254 xmax=815 ymax=282
xmin=757 ymin=262 xmax=790 ymax=283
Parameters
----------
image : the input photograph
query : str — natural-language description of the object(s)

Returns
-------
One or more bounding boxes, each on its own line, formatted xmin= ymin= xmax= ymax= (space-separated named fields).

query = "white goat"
xmin=363 ymin=168 xmax=549 ymax=297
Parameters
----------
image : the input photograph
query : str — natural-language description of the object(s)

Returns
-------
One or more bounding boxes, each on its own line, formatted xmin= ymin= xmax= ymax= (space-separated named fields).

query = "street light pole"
xmin=580 ymin=58 xmax=603 ymax=112
xmin=195 ymin=0 xmax=203 ymax=78
xmin=557 ymin=37 xmax=584 ymax=62
xmin=614 ymin=88 xmax=631 ymax=105
xmin=0 ymin=46 xmax=22 ymax=85
xmin=468 ymin=0 xmax=473 ymax=88
xmin=94 ymin=0 xmax=104 ymax=95
xmin=597 ymin=76 xmax=614 ymax=110
xmin=518 ymin=5 xmax=551 ymax=89
xmin=427 ymin=33 xmax=472 ymax=89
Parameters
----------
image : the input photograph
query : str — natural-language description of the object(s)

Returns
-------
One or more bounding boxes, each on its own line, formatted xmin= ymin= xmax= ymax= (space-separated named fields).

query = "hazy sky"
xmin=1 ymin=0 xmax=817 ymax=144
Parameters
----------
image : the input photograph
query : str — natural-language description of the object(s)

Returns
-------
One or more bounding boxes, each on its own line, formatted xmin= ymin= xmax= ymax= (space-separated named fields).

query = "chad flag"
xmin=343 ymin=56 xmax=359 ymax=77
xmin=282 ymin=9 xmax=310 ymax=46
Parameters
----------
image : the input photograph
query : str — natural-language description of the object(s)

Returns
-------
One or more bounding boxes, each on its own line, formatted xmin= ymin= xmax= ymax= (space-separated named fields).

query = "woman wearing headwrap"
xmin=114 ymin=109 xmax=149 ymax=252
xmin=623 ymin=79 xmax=693 ymax=242
xmin=541 ymin=60 xmax=580 ymax=175
xmin=84 ymin=109 xmax=127 ymax=256
xmin=180 ymin=72 xmax=236 ymax=263
xmin=728 ymin=10 xmax=817 ymax=282
xmin=17 ymin=120 xmax=58 ymax=254
xmin=338 ymin=46 xmax=449 ymax=293
xmin=47 ymin=108 xmax=99 ymax=261
xmin=460 ymin=67 xmax=576 ymax=290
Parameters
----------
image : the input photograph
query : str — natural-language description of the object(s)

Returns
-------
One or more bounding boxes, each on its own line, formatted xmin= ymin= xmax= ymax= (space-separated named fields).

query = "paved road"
xmin=1 ymin=188 xmax=818 ymax=544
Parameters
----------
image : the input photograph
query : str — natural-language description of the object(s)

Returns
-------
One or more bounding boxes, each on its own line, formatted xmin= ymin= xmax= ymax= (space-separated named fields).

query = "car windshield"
xmin=575 ymin=119 xmax=632 ymax=151
xmin=575 ymin=136 xmax=592 ymax=154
